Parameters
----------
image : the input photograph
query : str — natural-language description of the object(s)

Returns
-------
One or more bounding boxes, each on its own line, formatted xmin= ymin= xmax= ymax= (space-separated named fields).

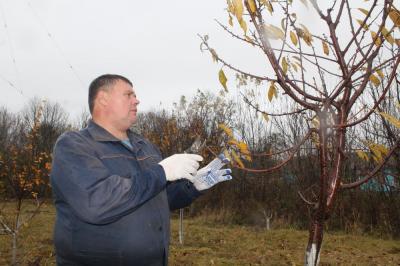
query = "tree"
xmin=201 ymin=0 xmax=400 ymax=264
xmin=0 ymin=101 xmax=52 ymax=265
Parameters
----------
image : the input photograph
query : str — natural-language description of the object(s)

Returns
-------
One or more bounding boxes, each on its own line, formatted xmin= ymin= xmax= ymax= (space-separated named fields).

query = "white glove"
xmin=191 ymin=153 xmax=232 ymax=191
xmin=158 ymin=154 xmax=203 ymax=181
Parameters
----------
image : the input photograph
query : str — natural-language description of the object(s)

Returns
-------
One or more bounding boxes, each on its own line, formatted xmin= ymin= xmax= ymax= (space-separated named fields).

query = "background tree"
xmin=0 ymin=99 xmax=68 ymax=264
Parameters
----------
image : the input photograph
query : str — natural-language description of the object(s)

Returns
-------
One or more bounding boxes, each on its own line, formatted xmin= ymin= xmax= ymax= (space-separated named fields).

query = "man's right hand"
xmin=158 ymin=154 xmax=203 ymax=181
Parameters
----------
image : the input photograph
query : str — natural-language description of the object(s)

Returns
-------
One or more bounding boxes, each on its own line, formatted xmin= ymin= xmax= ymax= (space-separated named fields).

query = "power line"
xmin=0 ymin=0 xmax=24 ymax=97
xmin=25 ymin=0 xmax=86 ymax=89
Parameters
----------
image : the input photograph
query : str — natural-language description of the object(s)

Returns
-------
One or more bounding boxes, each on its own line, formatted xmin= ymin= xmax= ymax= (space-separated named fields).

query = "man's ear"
xmin=97 ymin=90 xmax=109 ymax=107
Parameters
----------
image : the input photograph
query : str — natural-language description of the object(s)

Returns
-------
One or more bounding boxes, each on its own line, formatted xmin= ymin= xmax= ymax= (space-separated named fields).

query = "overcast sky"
xmin=0 ymin=0 xmax=322 ymax=119
xmin=0 ymin=1 xmax=232 ymax=117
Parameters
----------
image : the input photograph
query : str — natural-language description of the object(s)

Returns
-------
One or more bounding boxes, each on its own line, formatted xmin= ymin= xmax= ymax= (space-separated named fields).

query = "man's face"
xmin=104 ymin=80 xmax=140 ymax=129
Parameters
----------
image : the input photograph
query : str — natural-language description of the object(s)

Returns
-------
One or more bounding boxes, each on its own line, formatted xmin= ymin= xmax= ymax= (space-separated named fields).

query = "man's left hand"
xmin=190 ymin=154 xmax=232 ymax=191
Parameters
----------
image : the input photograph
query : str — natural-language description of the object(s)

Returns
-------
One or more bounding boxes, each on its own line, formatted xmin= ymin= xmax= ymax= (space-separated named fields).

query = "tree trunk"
xmin=304 ymin=219 xmax=323 ymax=266
xmin=11 ymin=233 xmax=17 ymax=266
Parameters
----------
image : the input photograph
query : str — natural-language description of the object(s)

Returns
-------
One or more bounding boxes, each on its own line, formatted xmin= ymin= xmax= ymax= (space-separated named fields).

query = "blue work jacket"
xmin=50 ymin=120 xmax=201 ymax=266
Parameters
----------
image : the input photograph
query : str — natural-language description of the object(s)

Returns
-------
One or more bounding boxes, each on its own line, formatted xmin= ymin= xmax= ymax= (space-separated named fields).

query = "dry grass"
xmin=0 ymin=203 xmax=399 ymax=265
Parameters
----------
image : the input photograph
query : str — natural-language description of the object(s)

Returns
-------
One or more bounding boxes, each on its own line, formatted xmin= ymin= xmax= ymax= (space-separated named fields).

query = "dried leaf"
xmin=311 ymin=117 xmax=320 ymax=128
xmin=389 ymin=8 xmax=400 ymax=27
xmin=376 ymin=69 xmax=384 ymax=79
xmin=264 ymin=0 xmax=273 ymax=14
xmin=291 ymin=62 xmax=298 ymax=72
xmin=281 ymin=18 xmax=286 ymax=31
xmin=281 ymin=57 xmax=288 ymax=75
xmin=356 ymin=19 xmax=369 ymax=30
xmin=239 ymin=18 xmax=248 ymax=34
xmin=368 ymin=142 xmax=388 ymax=163
xmin=210 ymin=48 xmax=218 ymax=62
xmin=356 ymin=150 xmax=369 ymax=161
xmin=227 ymin=0 xmax=234 ymax=14
xmin=369 ymin=73 xmax=381 ymax=87
xmin=290 ymin=31 xmax=298 ymax=46
xmin=264 ymin=24 xmax=285 ymax=40
xmin=219 ymin=69 xmax=228 ymax=92
xmin=370 ymin=31 xmax=382 ymax=47
xmin=322 ymin=40 xmax=329 ymax=55
xmin=248 ymin=0 xmax=257 ymax=14
xmin=245 ymin=35 xmax=255 ymax=45
xmin=378 ymin=111 xmax=400 ymax=128
xmin=262 ymin=113 xmax=269 ymax=122
xmin=228 ymin=13 xmax=233 ymax=27
xmin=231 ymin=150 xmax=245 ymax=168
xmin=300 ymin=24 xmax=313 ymax=46
xmin=232 ymin=0 xmax=244 ymax=21
xmin=358 ymin=8 xmax=369 ymax=16
xmin=219 ymin=124 xmax=233 ymax=137
xmin=381 ymin=27 xmax=395 ymax=45
xmin=268 ymin=82 xmax=277 ymax=102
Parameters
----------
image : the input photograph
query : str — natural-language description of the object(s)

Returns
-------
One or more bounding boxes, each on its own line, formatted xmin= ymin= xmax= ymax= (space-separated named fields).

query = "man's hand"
xmin=191 ymin=154 xmax=232 ymax=191
xmin=158 ymin=154 xmax=203 ymax=181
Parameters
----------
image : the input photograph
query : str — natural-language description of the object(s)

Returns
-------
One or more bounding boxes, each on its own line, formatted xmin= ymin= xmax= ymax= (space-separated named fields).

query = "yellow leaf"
xmin=356 ymin=150 xmax=369 ymax=161
xmin=300 ymin=24 xmax=313 ymax=46
xmin=245 ymin=35 xmax=255 ymax=45
xmin=219 ymin=124 xmax=233 ymax=138
xmin=358 ymin=8 xmax=369 ymax=16
xmin=370 ymin=31 xmax=382 ymax=47
xmin=376 ymin=69 xmax=384 ymax=79
xmin=264 ymin=0 xmax=273 ymax=14
xmin=282 ymin=57 xmax=288 ymax=75
xmin=389 ymin=8 xmax=400 ymax=27
xmin=232 ymin=0 xmax=244 ymax=21
xmin=231 ymin=150 xmax=245 ymax=168
xmin=238 ymin=141 xmax=250 ymax=156
xmin=291 ymin=62 xmax=298 ymax=72
xmin=368 ymin=142 xmax=388 ymax=163
xmin=239 ymin=18 xmax=248 ymax=34
xmin=264 ymin=24 xmax=285 ymax=40
xmin=228 ymin=14 xmax=233 ymax=27
xmin=227 ymin=0 xmax=234 ymax=14
xmin=322 ymin=40 xmax=329 ymax=55
xmin=281 ymin=18 xmax=286 ymax=31
xmin=262 ymin=113 xmax=269 ymax=122
xmin=290 ymin=31 xmax=298 ymax=46
xmin=378 ymin=111 xmax=400 ymax=128
xmin=228 ymin=139 xmax=240 ymax=147
xmin=248 ymin=0 xmax=257 ymax=14
xmin=223 ymin=149 xmax=232 ymax=163
xmin=210 ymin=48 xmax=218 ymax=62
xmin=356 ymin=19 xmax=369 ymax=30
xmin=268 ymin=82 xmax=277 ymax=102
xmin=311 ymin=117 xmax=320 ymax=128
xmin=381 ymin=27 xmax=395 ymax=45
xmin=369 ymin=74 xmax=380 ymax=87
xmin=219 ymin=69 xmax=228 ymax=92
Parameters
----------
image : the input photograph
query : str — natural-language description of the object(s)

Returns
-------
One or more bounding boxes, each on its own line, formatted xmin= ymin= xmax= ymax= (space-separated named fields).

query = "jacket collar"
xmin=87 ymin=119 xmax=144 ymax=144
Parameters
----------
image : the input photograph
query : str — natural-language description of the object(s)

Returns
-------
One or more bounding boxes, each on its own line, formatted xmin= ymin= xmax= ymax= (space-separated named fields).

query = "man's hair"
xmin=88 ymin=74 xmax=133 ymax=114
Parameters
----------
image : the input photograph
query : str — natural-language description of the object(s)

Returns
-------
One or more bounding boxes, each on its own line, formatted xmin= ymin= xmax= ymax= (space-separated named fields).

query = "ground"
xmin=0 ymin=203 xmax=399 ymax=265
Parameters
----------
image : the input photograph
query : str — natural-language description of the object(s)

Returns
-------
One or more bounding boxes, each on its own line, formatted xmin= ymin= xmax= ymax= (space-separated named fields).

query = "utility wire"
xmin=0 ymin=0 xmax=24 ymax=96
xmin=26 ymin=0 xmax=86 ymax=89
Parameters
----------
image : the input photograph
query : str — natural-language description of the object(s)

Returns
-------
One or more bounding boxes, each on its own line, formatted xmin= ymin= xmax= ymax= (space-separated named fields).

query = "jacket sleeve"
xmin=50 ymin=132 xmax=167 ymax=225
xmin=166 ymin=179 xmax=202 ymax=210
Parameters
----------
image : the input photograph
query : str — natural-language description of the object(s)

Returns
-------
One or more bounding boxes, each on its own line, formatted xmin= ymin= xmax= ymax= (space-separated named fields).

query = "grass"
xmin=0 ymin=203 xmax=399 ymax=265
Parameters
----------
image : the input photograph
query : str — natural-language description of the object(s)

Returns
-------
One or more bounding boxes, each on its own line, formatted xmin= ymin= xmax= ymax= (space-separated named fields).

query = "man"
xmin=50 ymin=74 xmax=232 ymax=265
